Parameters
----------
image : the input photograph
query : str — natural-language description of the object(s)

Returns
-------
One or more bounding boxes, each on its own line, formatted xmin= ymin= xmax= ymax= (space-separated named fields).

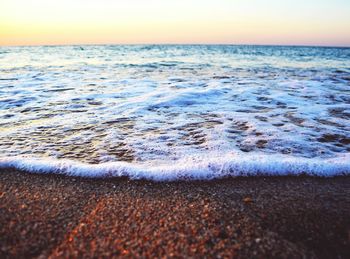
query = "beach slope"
xmin=0 ymin=170 xmax=349 ymax=258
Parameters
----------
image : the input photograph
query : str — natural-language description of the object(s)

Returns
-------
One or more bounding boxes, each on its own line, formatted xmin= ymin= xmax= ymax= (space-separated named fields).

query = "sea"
xmin=0 ymin=45 xmax=349 ymax=180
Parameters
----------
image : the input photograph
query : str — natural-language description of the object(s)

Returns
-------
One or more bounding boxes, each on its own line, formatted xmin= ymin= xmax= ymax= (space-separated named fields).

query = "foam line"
xmin=0 ymin=153 xmax=349 ymax=181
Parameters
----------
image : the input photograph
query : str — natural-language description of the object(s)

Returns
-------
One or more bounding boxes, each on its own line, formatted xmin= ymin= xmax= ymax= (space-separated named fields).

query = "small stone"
xmin=243 ymin=197 xmax=253 ymax=203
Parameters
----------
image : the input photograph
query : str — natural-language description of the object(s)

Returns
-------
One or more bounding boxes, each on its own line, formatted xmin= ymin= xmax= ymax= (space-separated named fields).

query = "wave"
xmin=0 ymin=153 xmax=349 ymax=181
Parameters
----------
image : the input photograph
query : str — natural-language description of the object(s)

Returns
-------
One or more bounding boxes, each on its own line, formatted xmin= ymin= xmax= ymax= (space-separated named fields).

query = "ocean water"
xmin=0 ymin=45 xmax=349 ymax=180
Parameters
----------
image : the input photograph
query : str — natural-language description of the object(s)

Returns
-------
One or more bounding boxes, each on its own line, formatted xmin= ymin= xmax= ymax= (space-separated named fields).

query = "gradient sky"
xmin=1 ymin=0 xmax=350 ymax=46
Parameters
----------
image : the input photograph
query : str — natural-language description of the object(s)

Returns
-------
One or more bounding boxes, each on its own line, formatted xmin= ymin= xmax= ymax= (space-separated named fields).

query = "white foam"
xmin=0 ymin=153 xmax=349 ymax=181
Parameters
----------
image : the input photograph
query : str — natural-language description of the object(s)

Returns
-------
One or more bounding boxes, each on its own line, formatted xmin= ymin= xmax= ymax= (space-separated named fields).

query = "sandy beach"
xmin=0 ymin=169 xmax=349 ymax=258
xmin=1 ymin=0 xmax=350 ymax=257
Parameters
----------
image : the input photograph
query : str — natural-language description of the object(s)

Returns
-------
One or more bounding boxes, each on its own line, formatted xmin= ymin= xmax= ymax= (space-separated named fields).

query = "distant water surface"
xmin=0 ymin=45 xmax=349 ymax=179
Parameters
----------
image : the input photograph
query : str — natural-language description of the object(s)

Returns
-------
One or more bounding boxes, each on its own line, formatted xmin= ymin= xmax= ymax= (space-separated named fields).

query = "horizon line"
xmin=1 ymin=43 xmax=350 ymax=48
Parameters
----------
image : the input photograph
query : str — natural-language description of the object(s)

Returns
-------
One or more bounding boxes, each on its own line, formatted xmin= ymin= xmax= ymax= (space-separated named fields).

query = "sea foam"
xmin=0 ymin=153 xmax=349 ymax=181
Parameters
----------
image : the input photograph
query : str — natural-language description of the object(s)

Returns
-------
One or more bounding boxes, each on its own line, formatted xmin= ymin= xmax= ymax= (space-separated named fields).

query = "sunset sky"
xmin=1 ymin=0 xmax=349 ymax=46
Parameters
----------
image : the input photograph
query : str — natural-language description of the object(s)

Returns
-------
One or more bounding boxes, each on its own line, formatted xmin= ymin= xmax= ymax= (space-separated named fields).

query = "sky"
xmin=1 ymin=0 xmax=350 ymax=46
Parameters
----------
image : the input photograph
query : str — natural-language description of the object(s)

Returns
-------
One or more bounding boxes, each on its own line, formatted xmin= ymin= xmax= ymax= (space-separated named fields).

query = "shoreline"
xmin=1 ymin=153 xmax=349 ymax=180
xmin=0 ymin=169 xmax=349 ymax=258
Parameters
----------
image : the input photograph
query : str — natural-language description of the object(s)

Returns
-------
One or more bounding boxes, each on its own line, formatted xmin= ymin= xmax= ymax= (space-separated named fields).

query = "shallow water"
xmin=0 ymin=45 xmax=349 ymax=179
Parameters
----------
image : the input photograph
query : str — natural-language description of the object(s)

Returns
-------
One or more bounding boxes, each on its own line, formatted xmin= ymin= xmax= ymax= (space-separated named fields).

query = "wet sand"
xmin=0 ymin=169 xmax=349 ymax=258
